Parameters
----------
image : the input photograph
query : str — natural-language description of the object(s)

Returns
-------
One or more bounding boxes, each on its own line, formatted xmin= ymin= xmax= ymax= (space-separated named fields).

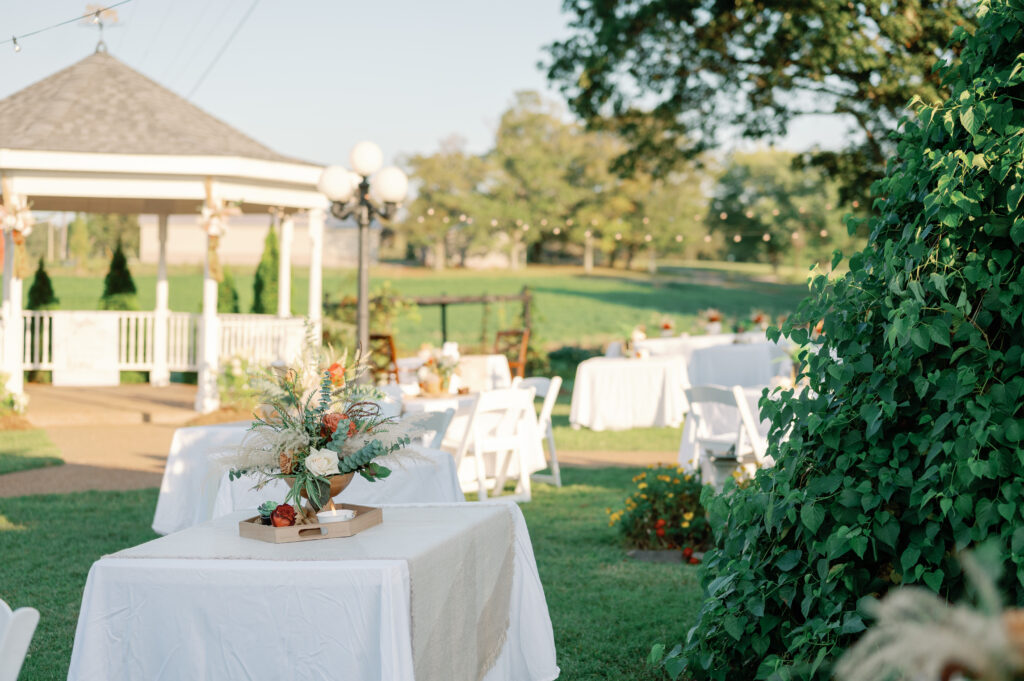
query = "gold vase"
xmin=286 ymin=472 xmax=354 ymax=511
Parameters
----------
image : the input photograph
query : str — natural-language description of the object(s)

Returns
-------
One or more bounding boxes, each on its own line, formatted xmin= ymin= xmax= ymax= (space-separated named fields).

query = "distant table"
xmin=70 ymin=504 xmax=559 ymax=681
xmin=153 ymin=422 xmax=465 ymax=535
xmin=569 ymin=356 xmax=688 ymax=431
xmin=397 ymin=354 xmax=512 ymax=393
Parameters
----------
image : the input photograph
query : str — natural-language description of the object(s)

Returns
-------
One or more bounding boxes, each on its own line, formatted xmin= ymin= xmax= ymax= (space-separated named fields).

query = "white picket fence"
xmin=20 ymin=310 xmax=305 ymax=373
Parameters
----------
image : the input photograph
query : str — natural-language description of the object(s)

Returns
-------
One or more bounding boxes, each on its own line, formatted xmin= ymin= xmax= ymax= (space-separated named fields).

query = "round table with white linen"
xmin=569 ymin=356 xmax=688 ymax=431
xmin=152 ymin=422 xmax=464 ymax=536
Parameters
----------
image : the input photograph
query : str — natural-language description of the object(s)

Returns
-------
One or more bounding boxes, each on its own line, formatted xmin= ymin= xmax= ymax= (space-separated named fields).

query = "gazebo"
xmin=0 ymin=50 xmax=328 ymax=411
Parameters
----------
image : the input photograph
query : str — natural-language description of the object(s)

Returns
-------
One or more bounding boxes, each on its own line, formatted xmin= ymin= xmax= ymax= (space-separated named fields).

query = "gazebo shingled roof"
xmin=0 ymin=51 xmax=305 ymax=164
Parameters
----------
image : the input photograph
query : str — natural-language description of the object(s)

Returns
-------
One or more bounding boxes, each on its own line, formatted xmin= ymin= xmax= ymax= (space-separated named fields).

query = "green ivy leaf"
xmin=776 ymin=550 xmax=802 ymax=572
xmin=801 ymin=503 xmax=825 ymax=534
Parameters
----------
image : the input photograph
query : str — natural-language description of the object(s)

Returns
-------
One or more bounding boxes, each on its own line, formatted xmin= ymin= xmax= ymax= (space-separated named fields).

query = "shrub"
xmin=608 ymin=465 xmax=711 ymax=555
xmin=99 ymin=241 xmax=138 ymax=310
xmin=251 ymin=224 xmax=278 ymax=314
xmin=27 ymin=258 xmax=58 ymax=310
xmin=665 ymin=4 xmax=1024 ymax=680
xmin=547 ymin=345 xmax=601 ymax=380
xmin=218 ymin=355 xmax=257 ymax=410
xmin=218 ymin=268 xmax=241 ymax=314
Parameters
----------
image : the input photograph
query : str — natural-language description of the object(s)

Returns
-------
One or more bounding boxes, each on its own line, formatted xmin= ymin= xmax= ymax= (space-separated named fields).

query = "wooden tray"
xmin=238 ymin=504 xmax=382 ymax=544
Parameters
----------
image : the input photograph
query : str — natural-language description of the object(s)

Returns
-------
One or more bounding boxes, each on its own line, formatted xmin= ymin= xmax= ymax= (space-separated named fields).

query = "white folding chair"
xmin=683 ymin=385 xmax=769 ymax=491
xmin=410 ymin=407 xmax=456 ymax=450
xmin=517 ymin=376 xmax=563 ymax=487
xmin=452 ymin=387 xmax=537 ymax=501
xmin=0 ymin=598 xmax=39 ymax=681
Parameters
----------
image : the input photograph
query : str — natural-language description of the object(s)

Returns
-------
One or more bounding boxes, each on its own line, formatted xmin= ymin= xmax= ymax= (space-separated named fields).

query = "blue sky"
xmin=0 ymin=0 xmax=847 ymax=168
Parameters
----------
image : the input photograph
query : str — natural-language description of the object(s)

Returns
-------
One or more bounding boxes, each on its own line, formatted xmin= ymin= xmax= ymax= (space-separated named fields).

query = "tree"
xmin=218 ymin=267 xmax=240 ymax=314
xmin=251 ymin=222 xmax=279 ymax=314
xmin=26 ymin=258 xmax=58 ymax=310
xmin=708 ymin=150 xmax=863 ymax=270
xmin=99 ymin=240 xmax=138 ymax=310
xmin=665 ymin=3 xmax=1024 ymax=680
xmin=546 ymin=1 xmax=976 ymax=197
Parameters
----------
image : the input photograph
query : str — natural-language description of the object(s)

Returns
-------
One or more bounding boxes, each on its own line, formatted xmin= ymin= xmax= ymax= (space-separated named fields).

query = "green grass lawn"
xmin=0 ymin=467 xmax=701 ymax=680
xmin=550 ymin=397 xmax=683 ymax=453
xmin=40 ymin=263 xmax=809 ymax=353
xmin=0 ymin=429 xmax=63 ymax=476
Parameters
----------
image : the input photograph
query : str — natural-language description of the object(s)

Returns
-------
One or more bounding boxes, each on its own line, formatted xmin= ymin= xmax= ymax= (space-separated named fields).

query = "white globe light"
xmin=318 ymin=165 xmax=357 ymax=202
xmin=350 ymin=141 xmax=383 ymax=177
xmin=371 ymin=166 xmax=409 ymax=203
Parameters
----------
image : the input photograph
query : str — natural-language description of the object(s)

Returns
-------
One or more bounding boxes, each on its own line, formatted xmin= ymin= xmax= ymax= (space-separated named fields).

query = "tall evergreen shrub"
xmin=251 ymin=224 xmax=278 ymax=314
xmin=27 ymin=258 xmax=59 ymax=310
xmin=218 ymin=267 xmax=240 ymax=314
xmin=667 ymin=3 xmax=1024 ymax=679
xmin=99 ymin=241 xmax=138 ymax=310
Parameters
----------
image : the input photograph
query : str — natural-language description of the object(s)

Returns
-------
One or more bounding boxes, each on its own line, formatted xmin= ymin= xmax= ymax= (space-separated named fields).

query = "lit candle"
xmin=317 ymin=508 xmax=355 ymax=524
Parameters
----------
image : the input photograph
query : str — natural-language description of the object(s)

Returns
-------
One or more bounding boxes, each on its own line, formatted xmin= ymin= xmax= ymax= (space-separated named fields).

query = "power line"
xmin=187 ymin=0 xmax=261 ymax=99
xmin=1 ymin=1 xmax=133 ymax=48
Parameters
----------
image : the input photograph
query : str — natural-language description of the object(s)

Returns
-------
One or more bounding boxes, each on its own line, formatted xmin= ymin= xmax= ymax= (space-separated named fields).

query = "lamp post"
xmin=318 ymin=141 xmax=408 ymax=356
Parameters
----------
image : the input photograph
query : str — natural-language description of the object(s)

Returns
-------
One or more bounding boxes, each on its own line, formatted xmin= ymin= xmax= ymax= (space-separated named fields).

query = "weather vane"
xmin=81 ymin=4 xmax=119 ymax=54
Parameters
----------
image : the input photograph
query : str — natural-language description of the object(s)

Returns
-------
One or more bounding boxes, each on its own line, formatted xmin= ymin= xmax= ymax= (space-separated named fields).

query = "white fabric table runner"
xmin=153 ymin=422 xmax=464 ymax=535
xmin=569 ymin=356 xmax=687 ymax=431
xmin=70 ymin=504 xmax=559 ymax=681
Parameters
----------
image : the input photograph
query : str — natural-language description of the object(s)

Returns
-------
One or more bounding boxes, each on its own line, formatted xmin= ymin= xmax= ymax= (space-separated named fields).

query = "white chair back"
xmin=683 ymin=385 xmax=768 ymax=490
xmin=410 ymin=407 xmax=457 ymax=450
xmin=454 ymin=387 xmax=537 ymax=501
xmin=517 ymin=376 xmax=563 ymax=487
xmin=0 ymin=598 xmax=39 ymax=681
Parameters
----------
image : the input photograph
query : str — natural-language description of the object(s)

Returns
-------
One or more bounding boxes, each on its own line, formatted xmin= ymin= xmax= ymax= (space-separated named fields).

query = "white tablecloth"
xmin=153 ymin=423 xmax=465 ymax=536
xmin=397 ymin=355 xmax=512 ymax=393
xmin=569 ymin=357 xmax=688 ymax=431
xmin=69 ymin=504 xmax=559 ymax=681
xmin=402 ymin=395 xmax=548 ymax=484
xmin=687 ymin=342 xmax=792 ymax=388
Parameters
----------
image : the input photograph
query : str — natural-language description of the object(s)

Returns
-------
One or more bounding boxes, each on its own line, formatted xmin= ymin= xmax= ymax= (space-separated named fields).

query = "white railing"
xmin=20 ymin=310 xmax=302 ymax=375
xmin=220 ymin=314 xmax=306 ymax=365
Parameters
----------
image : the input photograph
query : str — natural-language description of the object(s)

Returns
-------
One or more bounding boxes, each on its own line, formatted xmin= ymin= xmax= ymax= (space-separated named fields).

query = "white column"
xmin=277 ymin=213 xmax=294 ymax=318
xmin=151 ymin=214 xmax=170 ymax=386
xmin=2 ymin=230 xmax=22 ymax=395
xmin=307 ymin=207 xmax=325 ymax=337
xmin=194 ymin=233 xmax=220 ymax=412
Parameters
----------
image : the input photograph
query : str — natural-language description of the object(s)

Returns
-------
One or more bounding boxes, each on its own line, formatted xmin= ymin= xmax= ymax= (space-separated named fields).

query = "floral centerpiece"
xmin=606 ymin=465 xmax=710 ymax=560
xmin=416 ymin=347 xmax=459 ymax=395
xmin=699 ymin=308 xmax=724 ymax=335
xmin=659 ymin=316 xmax=675 ymax=337
xmin=225 ymin=351 xmax=421 ymax=525
xmin=749 ymin=309 xmax=770 ymax=331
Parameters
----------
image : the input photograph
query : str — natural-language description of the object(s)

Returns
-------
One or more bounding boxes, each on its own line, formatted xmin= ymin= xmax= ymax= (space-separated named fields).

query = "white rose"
xmin=304 ymin=448 xmax=339 ymax=477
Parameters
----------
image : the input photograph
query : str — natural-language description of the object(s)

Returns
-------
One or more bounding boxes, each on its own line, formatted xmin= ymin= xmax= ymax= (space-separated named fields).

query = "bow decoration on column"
xmin=197 ymin=197 xmax=240 ymax=283
xmin=0 ymin=194 xmax=35 ymax=279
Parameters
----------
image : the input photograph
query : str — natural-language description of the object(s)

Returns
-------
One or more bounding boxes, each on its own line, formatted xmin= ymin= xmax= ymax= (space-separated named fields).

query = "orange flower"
xmin=327 ymin=362 xmax=346 ymax=387
xmin=321 ymin=412 xmax=357 ymax=439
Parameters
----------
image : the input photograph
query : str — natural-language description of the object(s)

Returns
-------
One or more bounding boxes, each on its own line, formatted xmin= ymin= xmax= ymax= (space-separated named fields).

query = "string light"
xmin=522 ymin=224 xmax=530 ymax=232
xmin=644 ymin=234 xmax=652 ymax=242
xmin=675 ymin=235 xmax=683 ymax=243
xmin=614 ymin=233 xmax=622 ymax=240
xmin=745 ymin=210 xmax=754 ymax=219
xmin=703 ymin=235 xmax=712 ymax=243
xmin=694 ymin=214 xmax=703 ymax=222
xmin=466 ymin=217 xmax=473 ymax=225
xmin=852 ymin=200 xmax=860 ymax=208
xmin=515 ymin=219 xmax=523 ymax=227
xmin=553 ymin=227 xmax=561 ymax=235
xmin=642 ymin=216 xmax=650 ymax=225
xmin=762 ymin=233 xmax=771 ymax=242
xmin=819 ymin=229 xmax=828 ymax=237
xmin=566 ymin=218 xmax=574 ymax=226
xmin=719 ymin=212 xmax=728 ymax=220
xmin=416 ymin=216 xmax=424 ymax=223
xmin=442 ymin=216 xmax=449 ymax=223
xmin=825 ymin=203 xmax=833 ymax=211
xmin=584 ymin=230 xmax=592 ymax=238
xmin=791 ymin=231 xmax=799 ymax=240
xmin=0 ymin=0 xmax=132 ymax=50
xmin=591 ymin=219 xmax=599 ymax=226
xmin=733 ymin=234 xmax=742 ymax=242
xmin=427 ymin=208 xmax=435 ymax=216
xmin=540 ymin=218 xmax=548 ymax=227
xmin=771 ymin=208 xmax=780 ymax=216
xmin=798 ymin=206 xmax=806 ymax=214
xmin=458 ymin=214 xmax=466 ymax=222
xmin=490 ymin=219 xmax=498 ymax=227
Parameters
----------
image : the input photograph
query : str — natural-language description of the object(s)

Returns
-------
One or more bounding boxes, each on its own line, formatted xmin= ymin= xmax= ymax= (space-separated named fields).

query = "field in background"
xmin=40 ymin=263 xmax=811 ymax=353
